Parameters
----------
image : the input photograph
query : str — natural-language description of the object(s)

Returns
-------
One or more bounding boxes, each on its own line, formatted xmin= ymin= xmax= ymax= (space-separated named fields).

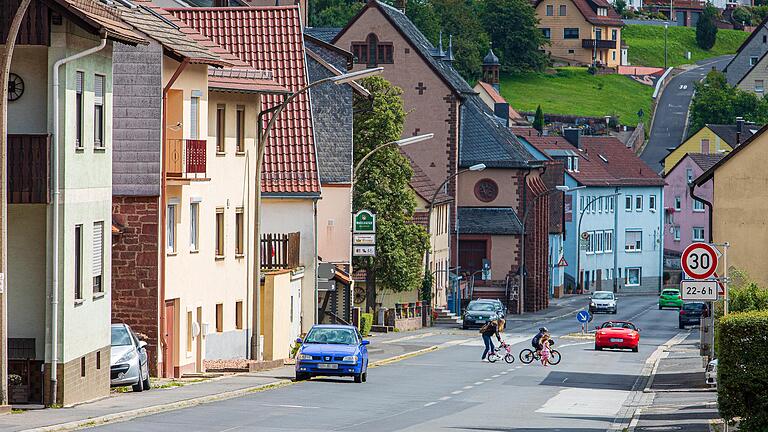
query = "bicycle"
xmin=519 ymin=347 xmax=561 ymax=365
xmin=487 ymin=341 xmax=515 ymax=364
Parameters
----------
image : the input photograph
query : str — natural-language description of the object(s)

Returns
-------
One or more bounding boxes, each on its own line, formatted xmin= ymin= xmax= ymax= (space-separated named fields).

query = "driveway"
xmin=641 ymin=55 xmax=733 ymax=172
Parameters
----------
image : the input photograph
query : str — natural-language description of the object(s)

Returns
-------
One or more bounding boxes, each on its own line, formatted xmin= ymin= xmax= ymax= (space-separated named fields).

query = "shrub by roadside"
xmin=360 ymin=313 xmax=373 ymax=337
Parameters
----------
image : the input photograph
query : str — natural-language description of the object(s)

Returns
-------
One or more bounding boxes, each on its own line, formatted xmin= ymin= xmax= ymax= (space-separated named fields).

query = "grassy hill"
xmin=499 ymin=67 xmax=653 ymax=127
xmin=623 ymin=24 xmax=748 ymax=67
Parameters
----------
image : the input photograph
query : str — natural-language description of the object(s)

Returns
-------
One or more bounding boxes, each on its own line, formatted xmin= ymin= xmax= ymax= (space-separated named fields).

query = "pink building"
xmin=663 ymin=153 xmax=724 ymax=252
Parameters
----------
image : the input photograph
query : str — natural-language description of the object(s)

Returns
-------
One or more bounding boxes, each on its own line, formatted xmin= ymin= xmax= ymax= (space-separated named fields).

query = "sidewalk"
xmin=0 ymin=330 xmax=440 ymax=432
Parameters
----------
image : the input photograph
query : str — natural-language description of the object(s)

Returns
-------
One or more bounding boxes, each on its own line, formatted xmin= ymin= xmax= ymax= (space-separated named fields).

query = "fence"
xmin=260 ymin=232 xmax=300 ymax=269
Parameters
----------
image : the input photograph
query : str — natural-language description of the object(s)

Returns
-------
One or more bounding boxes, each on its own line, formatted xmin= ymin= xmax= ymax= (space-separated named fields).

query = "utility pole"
xmin=0 ymin=0 xmax=33 ymax=410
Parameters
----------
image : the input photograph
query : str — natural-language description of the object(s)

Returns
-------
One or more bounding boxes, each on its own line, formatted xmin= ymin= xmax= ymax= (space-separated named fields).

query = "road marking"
xmin=218 ymin=427 xmax=241 ymax=432
xmin=380 ymin=332 xmax=435 ymax=344
xmin=507 ymin=368 xmax=515 ymax=371
xmin=440 ymin=396 xmax=451 ymax=401
xmin=259 ymin=404 xmax=319 ymax=409
xmin=424 ymin=402 xmax=437 ymax=407
xmin=451 ymin=390 xmax=463 ymax=395
xmin=492 ymin=374 xmax=500 ymax=378
xmin=463 ymin=385 xmax=474 ymax=390
xmin=474 ymin=381 xmax=484 ymax=385
xmin=500 ymin=371 xmax=508 ymax=375
xmin=557 ymin=341 xmax=592 ymax=348
xmin=484 ymin=378 xmax=492 ymax=381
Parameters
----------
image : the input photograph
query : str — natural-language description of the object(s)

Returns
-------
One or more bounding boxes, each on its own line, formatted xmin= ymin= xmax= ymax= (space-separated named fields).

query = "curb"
xmin=643 ymin=331 xmax=690 ymax=393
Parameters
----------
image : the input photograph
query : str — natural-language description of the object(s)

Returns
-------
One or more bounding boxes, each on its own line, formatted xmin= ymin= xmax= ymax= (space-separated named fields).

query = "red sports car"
xmin=594 ymin=321 xmax=640 ymax=352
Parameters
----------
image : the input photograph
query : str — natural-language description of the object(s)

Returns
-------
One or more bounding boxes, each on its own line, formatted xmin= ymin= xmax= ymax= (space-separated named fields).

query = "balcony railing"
xmin=261 ymin=232 xmax=300 ymax=270
xmin=166 ymin=139 xmax=206 ymax=179
xmin=7 ymin=134 xmax=50 ymax=204
xmin=582 ymin=39 xmax=617 ymax=49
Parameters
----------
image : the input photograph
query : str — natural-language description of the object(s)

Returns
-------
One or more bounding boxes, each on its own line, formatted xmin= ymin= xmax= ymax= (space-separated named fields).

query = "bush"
xmin=696 ymin=4 xmax=719 ymax=50
xmin=717 ymin=311 xmax=768 ymax=430
xmin=359 ymin=313 xmax=373 ymax=337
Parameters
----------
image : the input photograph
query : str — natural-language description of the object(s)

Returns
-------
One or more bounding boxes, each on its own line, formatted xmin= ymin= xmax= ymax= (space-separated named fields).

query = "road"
xmin=641 ymin=55 xmax=733 ymax=172
xmin=88 ymin=296 xmax=683 ymax=432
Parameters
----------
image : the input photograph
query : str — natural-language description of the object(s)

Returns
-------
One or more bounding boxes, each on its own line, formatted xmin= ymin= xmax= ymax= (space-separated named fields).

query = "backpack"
xmin=479 ymin=322 xmax=493 ymax=334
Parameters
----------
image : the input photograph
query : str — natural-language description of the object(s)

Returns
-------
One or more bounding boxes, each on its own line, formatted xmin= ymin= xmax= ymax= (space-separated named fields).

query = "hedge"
xmin=717 ymin=310 xmax=768 ymax=431
xmin=359 ymin=313 xmax=373 ymax=337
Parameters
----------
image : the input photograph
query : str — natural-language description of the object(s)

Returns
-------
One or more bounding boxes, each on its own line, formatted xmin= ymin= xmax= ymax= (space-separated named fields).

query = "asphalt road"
xmin=88 ymin=295 xmax=683 ymax=432
xmin=641 ymin=55 xmax=733 ymax=172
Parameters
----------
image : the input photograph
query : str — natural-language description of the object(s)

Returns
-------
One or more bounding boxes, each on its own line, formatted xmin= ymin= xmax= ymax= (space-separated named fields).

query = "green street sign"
xmin=354 ymin=210 xmax=376 ymax=233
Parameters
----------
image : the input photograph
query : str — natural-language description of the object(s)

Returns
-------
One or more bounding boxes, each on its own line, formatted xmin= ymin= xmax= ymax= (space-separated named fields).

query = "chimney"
xmin=736 ymin=116 xmax=744 ymax=145
xmin=394 ymin=0 xmax=406 ymax=13
xmin=563 ymin=127 xmax=581 ymax=148
xmin=494 ymin=103 xmax=510 ymax=128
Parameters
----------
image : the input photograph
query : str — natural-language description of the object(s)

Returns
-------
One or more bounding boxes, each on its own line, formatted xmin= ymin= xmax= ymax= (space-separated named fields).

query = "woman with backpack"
xmin=480 ymin=319 xmax=502 ymax=362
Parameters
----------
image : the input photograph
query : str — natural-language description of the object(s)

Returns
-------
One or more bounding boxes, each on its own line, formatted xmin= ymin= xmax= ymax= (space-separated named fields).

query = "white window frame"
xmin=686 ymin=168 xmax=693 ymax=183
xmin=756 ymin=80 xmax=765 ymax=94
xmin=93 ymin=221 xmax=104 ymax=295
xmin=625 ymin=267 xmax=641 ymax=286
xmin=625 ymin=229 xmax=642 ymax=252
xmin=649 ymin=195 xmax=657 ymax=212
xmin=635 ymin=195 xmax=643 ymax=212
xmin=674 ymin=196 xmax=681 ymax=211
xmin=693 ymin=199 xmax=705 ymax=212
xmin=692 ymin=227 xmax=705 ymax=242
xmin=625 ymin=195 xmax=632 ymax=211
xmin=167 ymin=202 xmax=178 ymax=254
xmin=190 ymin=201 xmax=200 ymax=252
xmin=604 ymin=230 xmax=613 ymax=253
xmin=673 ymin=225 xmax=681 ymax=241
xmin=750 ymin=56 xmax=759 ymax=66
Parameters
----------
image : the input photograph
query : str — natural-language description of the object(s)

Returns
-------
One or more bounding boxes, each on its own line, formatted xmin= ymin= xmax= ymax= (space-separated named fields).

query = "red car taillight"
xmin=680 ymin=310 xmax=687 ymax=315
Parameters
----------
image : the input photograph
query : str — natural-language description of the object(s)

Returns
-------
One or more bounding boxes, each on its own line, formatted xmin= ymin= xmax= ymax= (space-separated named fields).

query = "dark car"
xmin=679 ymin=302 xmax=709 ymax=329
xmin=462 ymin=300 xmax=502 ymax=330
xmin=477 ymin=299 xmax=506 ymax=318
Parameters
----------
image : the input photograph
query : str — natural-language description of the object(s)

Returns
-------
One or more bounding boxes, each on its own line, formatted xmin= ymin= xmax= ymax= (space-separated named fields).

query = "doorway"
xmin=196 ymin=306 xmax=203 ymax=373
xmin=163 ymin=299 xmax=177 ymax=378
xmin=459 ymin=240 xmax=487 ymax=275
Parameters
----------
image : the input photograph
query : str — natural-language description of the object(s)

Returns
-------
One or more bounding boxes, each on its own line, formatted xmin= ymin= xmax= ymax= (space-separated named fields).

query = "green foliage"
xmin=689 ymin=70 xmax=768 ymax=134
xmin=533 ymin=105 xmax=544 ymax=132
xmin=313 ymin=1 xmax=364 ymax=27
xmin=479 ymin=0 xmax=548 ymax=72
xmin=696 ymin=4 xmax=719 ymax=50
xmin=750 ymin=5 xmax=768 ymax=23
xmin=405 ymin=0 xmax=441 ymax=44
xmin=717 ymin=310 xmax=768 ymax=430
xmin=359 ymin=313 xmax=373 ymax=336
xmin=352 ymin=77 xmax=429 ymax=294
xmin=623 ymin=24 xmax=748 ymax=67
xmin=613 ymin=0 xmax=626 ymax=16
xmin=731 ymin=6 xmax=753 ymax=25
xmin=429 ymin=0 xmax=489 ymax=81
xmin=421 ymin=272 xmax=433 ymax=302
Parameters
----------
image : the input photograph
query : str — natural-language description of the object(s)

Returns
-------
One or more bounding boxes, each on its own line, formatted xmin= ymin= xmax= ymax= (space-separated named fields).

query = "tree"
xmin=696 ymin=3 xmax=719 ymax=50
xmin=533 ymin=105 xmax=545 ymax=133
xmin=689 ymin=70 xmax=768 ymax=133
xmin=310 ymin=0 xmax=363 ymax=27
xmin=352 ymin=77 xmax=429 ymax=312
xmin=405 ymin=0 xmax=442 ymax=44
xmin=613 ymin=0 xmax=627 ymax=16
xmin=479 ymin=0 xmax=549 ymax=72
xmin=429 ymin=0 xmax=489 ymax=81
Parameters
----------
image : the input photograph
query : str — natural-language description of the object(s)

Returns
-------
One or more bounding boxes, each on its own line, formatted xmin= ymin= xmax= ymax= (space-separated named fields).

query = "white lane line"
xmin=259 ymin=404 xmax=318 ymax=409
xmin=475 ymin=381 xmax=484 ymax=385
xmin=557 ymin=341 xmax=592 ymax=348
xmin=507 ymin=368 xmax=514 ymax=371
xmin=484 ymin=378 xmax=492 ymax=381
xmin=440 ymin=396 xmax=452 ymax=401
xmin=500 ymin=371 xmax=508 ymax=375
xmin=424 ymin=402 xmax=437 ymax=407
xmin=492 ymin=374 xmax=500 ymax=378
xmin=463 ymin=385 xmax=474 ymax=390
xmin=451 ymin=390 xmax=463 ymax=395
xmin=381 ymin=332 xmax=436 ymax=344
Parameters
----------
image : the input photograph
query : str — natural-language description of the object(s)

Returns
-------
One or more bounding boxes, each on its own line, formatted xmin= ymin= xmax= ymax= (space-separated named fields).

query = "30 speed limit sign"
xmin=681 ymin=242 xmax=719 ymax=280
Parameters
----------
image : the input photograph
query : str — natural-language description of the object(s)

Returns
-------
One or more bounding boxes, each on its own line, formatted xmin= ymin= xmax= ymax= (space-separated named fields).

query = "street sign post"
xmin=681 ymin=242 xmax=719 ymax=280
xmin=352 ymin=233 xmax=375 ymax=245
xmin=680 ymin=280 xmax=718 ymax=301
xmin=353 ymin=245 xmax=376 ymax=257
xmin=577 ymin=310 xmax=592 ymax=334
xmin=353 ymin=210 xmax=376 ymax=256
xmin=353 ymin=210 xmax=376 ymax=233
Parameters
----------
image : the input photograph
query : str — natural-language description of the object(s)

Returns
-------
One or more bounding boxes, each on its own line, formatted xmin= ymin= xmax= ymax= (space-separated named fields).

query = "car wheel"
xmin=462 ymin=325 xmax=468 ymax=330
xmin=658 ymin=305 xmax=662 ymax=310
xmin=362 ymin=372 xmax=367 ymax=382
xmin=132 ymin=380 xmax=144 ymax=392
xmin=595 ymin=344 xmax=602 ymax=351
xmin=142 ymin=364 xmax=151 ymax=390
xmin=295 ymin=372 xmax=310 ymax=381
xmin=612 ymin=309 xmax=617 ymax=315
xmin=354 ymin=373 xmax=363 ymax=383
xmin=632 ymin=346 xmax=639 ymax=353
xmin=679 ymin=323 xmax=685 ymax=329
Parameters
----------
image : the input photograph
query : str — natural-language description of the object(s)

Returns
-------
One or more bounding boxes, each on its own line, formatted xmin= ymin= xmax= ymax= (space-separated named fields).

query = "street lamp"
xmin=574 ymin=190 xmax=622 ymax=296
xmin=664 ymin=22 xmax=669 ymax=69
xmin=423 ymin=163 xmax=485 ymax=308
xmin=251 ymin=67 xmax=383 ymax=361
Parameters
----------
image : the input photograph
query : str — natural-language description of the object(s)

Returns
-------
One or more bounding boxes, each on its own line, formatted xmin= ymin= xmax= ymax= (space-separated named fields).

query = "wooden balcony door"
xmin=166 ymin=89 xmax=184 ymax=176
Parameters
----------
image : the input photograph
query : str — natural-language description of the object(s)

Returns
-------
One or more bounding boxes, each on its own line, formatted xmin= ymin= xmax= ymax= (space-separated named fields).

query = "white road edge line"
xmin=424 ymin=402 xmax=437 ymax=407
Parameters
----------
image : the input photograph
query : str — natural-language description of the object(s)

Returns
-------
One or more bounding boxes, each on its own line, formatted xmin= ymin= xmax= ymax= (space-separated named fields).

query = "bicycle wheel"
xmin=488 ymin=352 xmax=499 ymax=363
xmin=549 ymin=350 xmax=562 ymax=365
xmin=504 ymin=353 xmax=515 ymax=364
xmin=519 ymin=349 xmax=534 ymax=364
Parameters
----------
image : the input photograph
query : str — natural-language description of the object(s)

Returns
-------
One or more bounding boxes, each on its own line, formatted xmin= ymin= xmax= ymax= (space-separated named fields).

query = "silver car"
xmin=110 ymin=323 xmax=150 ymax=392
xmin=589 ymin=291 xmax=618 ymax=314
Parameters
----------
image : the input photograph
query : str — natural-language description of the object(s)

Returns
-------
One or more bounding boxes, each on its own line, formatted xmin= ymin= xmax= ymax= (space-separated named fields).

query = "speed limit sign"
xmin=681 ymin=242 xmax=719 ymax=280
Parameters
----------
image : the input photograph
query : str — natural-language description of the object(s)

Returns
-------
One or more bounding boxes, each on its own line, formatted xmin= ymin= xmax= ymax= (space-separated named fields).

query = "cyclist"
xmin=531 ymin=327 xmax=549 ymax=355
xmin=480 ymin=319 xmax=502 ymax=362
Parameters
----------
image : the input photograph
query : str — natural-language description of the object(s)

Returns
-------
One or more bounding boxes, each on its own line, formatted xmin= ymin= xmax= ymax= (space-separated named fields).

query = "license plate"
xmin=318 ymin=363 xmax=338 ymax=369
xmin=476 ymin=320 xmax=486 ymax=324
xmin=610 ymin=338 xmax=624 ymax=343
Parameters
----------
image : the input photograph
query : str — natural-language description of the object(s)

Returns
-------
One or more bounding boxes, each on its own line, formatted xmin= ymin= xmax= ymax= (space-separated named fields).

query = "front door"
xmin=164 ymin=300 xmax=176 ymax=378
xmin=596 ymin=269 xmax=602 ymax=290
xmin=459 ymin=240 xmax=487 ymax=275
xmin=196 ymin=306 xmax=203 ymax=373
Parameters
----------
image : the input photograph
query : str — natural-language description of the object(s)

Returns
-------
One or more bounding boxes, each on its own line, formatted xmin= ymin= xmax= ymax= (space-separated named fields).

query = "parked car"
xmin=706 ymin=359 xmax=718 ymax=387
xmin=110 ymin=323 xmax=150 ymax=392
xmin=589 ymin=291 xmax=617 ymax=314
xmin=594 ymin=321 xmax=640 ymax=352
xmin=477 ymin=298 xmax=506 ymax=318
xmin=659 ymin=288 xmax=684 ymax=310
xmin=462 ymin=300 xmax=503 ymax=330
xmin=679 ymin=302 xmax=709 ymax=329
xmin=295 ymin=325 xmax=369 ymax=383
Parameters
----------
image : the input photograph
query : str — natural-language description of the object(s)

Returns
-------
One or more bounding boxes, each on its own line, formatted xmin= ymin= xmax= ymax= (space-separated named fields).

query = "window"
xmin=190 ymin=95 xmax=200 ymax=140
xmin=625 ymin=229 xmax=642 ymax=252
xmin=674 ymin=196 xmax=681 ymax=211
xmin=235 ymin=208 xmax=244 ymax=256
xmin=568 ymin=49 xmax=575 ymax=54
xmin=625 ymin=267 xmax=641 ymax=286
xmin=580 ymin=196 xmax=584 ymax=211
xmin=693 ymin=227 xmax=705 ymax=242
xmin=377 ymin=43 xmax=394 ymax=64
xmin=701 ymin=139 xmax=710 ymax=154
xmin=564 ymin=28 xmax=580 ymax=39
xmin=598 ymin=197 xmax=603 ymax=213
xmin=609 ymin=196 xmax=614 ymax=212
xmin=611 ymin=29 xmax=617 ymax=40
xmin=764 ymin=35 xmax=767 ymax=43
xmin=93 ymin=221 xmax=104 ymax=294
xmin=587 ymin=232 xmax=594 ymax=254
xmin=673 ymin=225 xmax=680 ymax=241
xmin=190 ymin=202 xmax=199 ymax=252
xmin=597 ymin=7 xmax=607 ymax=15
xmin=215 ymin=208 xmax=224 ymax=258
xmin=96 ymin=351 xmax=101 ymax=370
xmin=75 ymin=225 xmax=83 ymax=301
xmin=215 ymin=303 xmax=223 ymax=333
xmin=559 ymin=4 xmax=567 ymax=15
xmin=612 ymin=51 xmax=616 ymax=61
xmin=186 ymin=311 xmax=193 ymax=352
xmin=81 ymin=357 xmax=86 ymax=377
xmin=351 ymin=43 xmax=368 ymax=64
xmin=216 ymin=104 xmax=226 ymax=153
xmin=542 ymin=28 xmax=551 ymax=39
xmin=352 ymin=35 xmax=393 ymax=66
xmin=94 ymin=74 xmax=105 ymax=148
xmin=604 ymin=230 xmax=613 ymax=253
xmin=693 ymin=199 xmax=705 ymax=212
xmin=76 ymin=71 xmax=84 ymax=148
xmin=167 ymin=203 xmax=177 ymax=253
xmin=756 ymin=80 xmax=765 ymax=94
xmin=750 ymin=56 xmax=759 ymax=66
xmin=236 ymin=106 xmax=245 ymax=153
xmin=590 ymin=197 xmax=596 ymax=213
xmin=235 ymin=301 xmax=243 ymax=330
xmin=635 ymin=195 xmax=643 ymax=211
xmin=596 ymin=231 xmax=603 ymax=253
xmin=625 ymin=195 xmax=632 ymax=211
xmin=649 ymin=195 xmax=657 ymax=212
xmin=686 ymin=168 xmax=694 ymax=183
xmin=546 ymin=4 xmax=553 ymax=15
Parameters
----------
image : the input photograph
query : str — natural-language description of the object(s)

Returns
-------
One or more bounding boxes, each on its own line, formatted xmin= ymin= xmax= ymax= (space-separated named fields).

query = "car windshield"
xmin=601 ymin=322 xmax=636 ymax=330
xmin=111 ymin=326 xmax=133 ymax=347
xmin=304 ymin=328 xmax=358 ymax=345
xmin=662 ymin=290 xmax=679 ymax=296
xmin=593 ymin=292 xmax=614 ymax=300
xmin=684 ymin=303 xmax=705 ymax=311
xmin=467 ymin=303 xmax=495 ymax=312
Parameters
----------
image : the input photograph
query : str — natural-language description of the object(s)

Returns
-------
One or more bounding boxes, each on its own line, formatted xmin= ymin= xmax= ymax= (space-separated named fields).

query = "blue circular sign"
xmin=577 ymin=310 xmax=591 ymax=323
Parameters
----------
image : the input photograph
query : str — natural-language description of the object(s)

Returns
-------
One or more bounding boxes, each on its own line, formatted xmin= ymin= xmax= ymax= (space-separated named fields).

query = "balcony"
xmin=7 ymin=134 xmax=50 ymax=204
xmin=261 ymin=232 xmax=300 ymax=270
xmin=165 ymin=139 xmax=207 ymax=182
xmin=582 ymin=39 xmax=617 ymax=50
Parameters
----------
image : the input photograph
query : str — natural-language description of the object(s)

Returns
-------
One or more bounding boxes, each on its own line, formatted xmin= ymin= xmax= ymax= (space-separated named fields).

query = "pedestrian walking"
xmin=480 ymin=319 xmax=501 ymax=362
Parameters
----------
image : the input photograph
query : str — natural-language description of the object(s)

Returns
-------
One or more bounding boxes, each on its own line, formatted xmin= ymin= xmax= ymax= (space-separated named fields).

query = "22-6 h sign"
xmin=681 ymin=242 xmax=719 ymax=280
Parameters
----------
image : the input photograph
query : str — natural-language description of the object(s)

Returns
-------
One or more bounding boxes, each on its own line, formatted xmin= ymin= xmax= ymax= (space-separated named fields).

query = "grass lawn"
xmin=500 ymin=67 xmax=653 ymax=127
xmin=623 ymin=24 xmax=748 ymax=67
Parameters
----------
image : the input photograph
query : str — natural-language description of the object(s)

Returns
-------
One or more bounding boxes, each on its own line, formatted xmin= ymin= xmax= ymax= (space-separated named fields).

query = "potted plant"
xmin=9 ymin=373 xmax=27 ymax=404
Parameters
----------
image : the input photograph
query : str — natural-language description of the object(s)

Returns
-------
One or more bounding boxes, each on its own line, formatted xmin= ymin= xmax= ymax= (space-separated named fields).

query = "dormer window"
xmin=351 ymin=34 xmax=394 ymax=66
xmin=597 ymin=7 xmax=608 ymax=16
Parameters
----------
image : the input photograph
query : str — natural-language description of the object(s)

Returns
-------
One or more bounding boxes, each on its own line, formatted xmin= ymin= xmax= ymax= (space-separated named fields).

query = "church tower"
xmin=482 ymin=48 xmax=500 ymax=91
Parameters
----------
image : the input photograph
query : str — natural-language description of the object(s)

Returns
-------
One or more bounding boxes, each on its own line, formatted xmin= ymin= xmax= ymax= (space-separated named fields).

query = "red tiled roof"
xmin=535 ymin=0 xmax=623 ymax=27
xmin=208 ymin=67 xmax=289 ymax=94
xmin=168 ymin=6 xmax=321 ymax=195
xmin=521 ymin=134 xmax=664 ymax=187
xmin=474 ymin=81 xmax=526 ymax=124
xmin=53 ymin=0 xmax=147 ymax=44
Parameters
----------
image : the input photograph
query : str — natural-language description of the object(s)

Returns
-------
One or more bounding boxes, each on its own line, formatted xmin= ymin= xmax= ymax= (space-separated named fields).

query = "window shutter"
xmin=93 ymin=222 xmax=104 ymax=277
xmin=190 ymin=97 xmax=199 ymax=139
xmin=94 ymin=75 xmax=104 ymax=105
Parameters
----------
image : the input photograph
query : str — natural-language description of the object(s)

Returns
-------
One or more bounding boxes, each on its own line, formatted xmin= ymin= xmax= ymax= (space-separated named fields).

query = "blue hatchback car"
xmin=295 ymin=324 xmax=369 ymax=383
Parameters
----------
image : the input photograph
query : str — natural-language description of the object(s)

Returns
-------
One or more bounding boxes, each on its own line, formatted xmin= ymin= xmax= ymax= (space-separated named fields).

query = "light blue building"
xmin=517 ymin=130 xmax=665 ymax=293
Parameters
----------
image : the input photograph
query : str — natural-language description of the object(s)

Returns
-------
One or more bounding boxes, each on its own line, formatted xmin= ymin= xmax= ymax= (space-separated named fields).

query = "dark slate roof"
xmin=459 ymin=96 xmax=534 ymax=169
xmin=687 ymin=153 xmax=726 ymax=172
xmin=483 ymin=48 xmax=500 ymax=65
xmin=305 ymin=27 xmax=342 ymax=43
xmin=706 ymin=123 xmax=760 ymax=148
xmin=458 ymin=208 xmax=523 ymax=235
